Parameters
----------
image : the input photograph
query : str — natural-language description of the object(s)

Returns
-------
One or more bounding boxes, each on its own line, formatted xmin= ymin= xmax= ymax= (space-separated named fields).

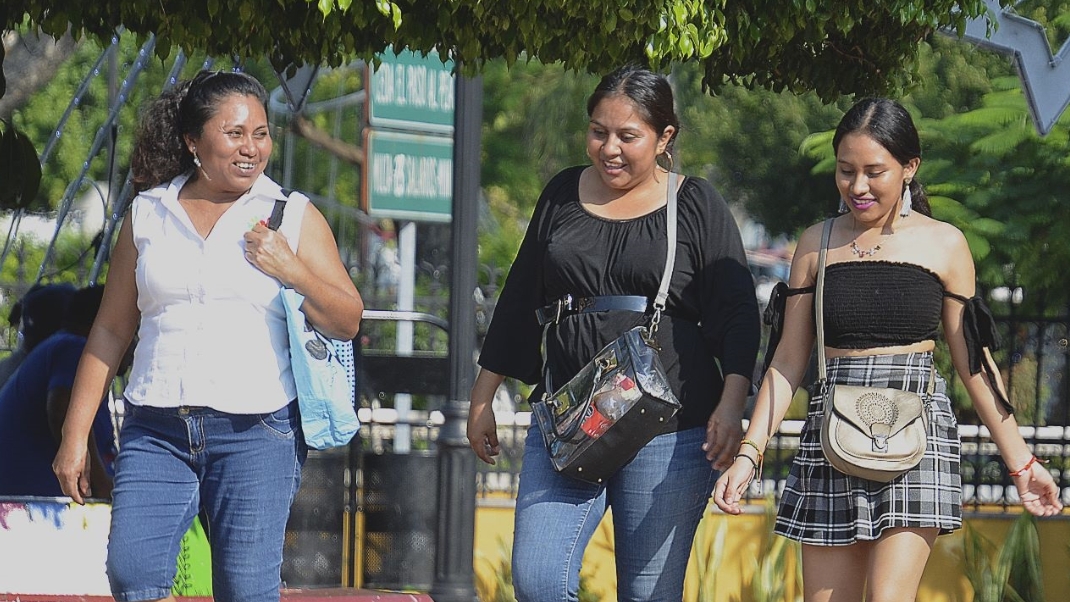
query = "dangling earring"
xmin=192 ymin=148 xmax=212 ymax=181
xmin=838 ymin=198 xmax=849 ymax=214
xmin=900 ymin=180 xmax=913 ymax=217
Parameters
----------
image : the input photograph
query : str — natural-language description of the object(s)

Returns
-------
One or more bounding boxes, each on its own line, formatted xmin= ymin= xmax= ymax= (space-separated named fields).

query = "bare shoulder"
xmin=924 ymin=217 xmax=967 ymax=247
xmin=915 ymin=216 xmax=970 ymax=262
xmin=907 ymin=215 xmax=974 ymax=288
xmin=787 ymin=220 xmax=828 ymax=288
xmin=299 ymin=200 xmax=334 ymax=236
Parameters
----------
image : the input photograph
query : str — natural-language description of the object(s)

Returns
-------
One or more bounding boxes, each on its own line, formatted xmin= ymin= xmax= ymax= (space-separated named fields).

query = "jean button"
xmin=179 ymin=406 xmax=189 ymax=415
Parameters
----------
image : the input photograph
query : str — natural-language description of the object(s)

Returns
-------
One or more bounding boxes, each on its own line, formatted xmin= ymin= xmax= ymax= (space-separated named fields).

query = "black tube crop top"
xmin=819 ymin=262 xmax=943 ymax=348
xmin=762 ymin=261 xmax=1012 ymax=413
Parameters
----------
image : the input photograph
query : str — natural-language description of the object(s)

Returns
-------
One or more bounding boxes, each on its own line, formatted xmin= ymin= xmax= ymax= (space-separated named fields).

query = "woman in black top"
xmin=467 ymin=66 xmax=760 ymax=602
xmin=713 ymin=98 xmax=1062 ymax=602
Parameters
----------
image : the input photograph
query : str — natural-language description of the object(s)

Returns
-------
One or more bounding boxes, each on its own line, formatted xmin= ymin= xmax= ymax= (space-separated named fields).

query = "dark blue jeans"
xmin=512 ymin=425 xmax=716 ymax=601
xmin=107 ymin=402 xmax=305 ymax=602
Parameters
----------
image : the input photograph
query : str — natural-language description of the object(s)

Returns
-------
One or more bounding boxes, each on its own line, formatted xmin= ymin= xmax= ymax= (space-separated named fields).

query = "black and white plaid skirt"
xmin=774 ymin=352 xmax=962 ymax=546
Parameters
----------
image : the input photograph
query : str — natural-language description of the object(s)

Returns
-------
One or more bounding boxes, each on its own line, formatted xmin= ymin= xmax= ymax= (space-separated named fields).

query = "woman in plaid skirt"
xmin=713 ymin=98 xmax=1062 ymax=602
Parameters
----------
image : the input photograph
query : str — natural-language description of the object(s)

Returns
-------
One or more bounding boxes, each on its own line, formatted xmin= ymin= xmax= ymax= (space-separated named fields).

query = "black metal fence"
xmin=355 ymin=308 xmax=1070 ymax=511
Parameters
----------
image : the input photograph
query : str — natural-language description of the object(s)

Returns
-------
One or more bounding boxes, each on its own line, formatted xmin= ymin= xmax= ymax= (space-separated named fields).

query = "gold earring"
xmin=658 ymin=150 xmax=674 ymax=173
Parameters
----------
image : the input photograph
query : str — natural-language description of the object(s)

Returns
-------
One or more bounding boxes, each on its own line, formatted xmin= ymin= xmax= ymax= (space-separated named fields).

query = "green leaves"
xmin=962 ymin=512 xmax=1045 ymax=602
xmin=0 ymin=120 xmax=43 ymax=212
xmin=4 ymin=0 xmax=995 ymax=102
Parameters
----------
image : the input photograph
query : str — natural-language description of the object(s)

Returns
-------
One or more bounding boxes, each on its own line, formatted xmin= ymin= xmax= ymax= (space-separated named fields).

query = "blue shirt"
xmin=0 ymin=331 xmax=115 ymax=497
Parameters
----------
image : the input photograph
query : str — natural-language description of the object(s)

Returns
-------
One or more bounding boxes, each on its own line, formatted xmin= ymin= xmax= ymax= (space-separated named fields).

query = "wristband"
xmin=1008 ymin=455 xmax=1042 ymax=477
xmin=733 ymin=453 xmax=763 ymax=495
xmin=740 ymin=438 xmax=764 ymax=460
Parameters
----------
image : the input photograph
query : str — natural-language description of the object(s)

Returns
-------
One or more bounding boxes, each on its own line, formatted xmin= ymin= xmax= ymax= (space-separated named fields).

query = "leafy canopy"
xmin=3 ymin=0 xmax=997 ymax=101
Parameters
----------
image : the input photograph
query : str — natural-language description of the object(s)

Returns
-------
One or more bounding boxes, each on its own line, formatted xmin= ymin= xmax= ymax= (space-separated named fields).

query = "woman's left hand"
xmin=244 ymin=222 xmax=296 ymax=282
xmin=1013 ymin=461 xmax=1064 ymax=516
xmin=703 ymin=401 xmax=744 ymax=470
xmin=712 ymin=456 xmax=756 ymax=515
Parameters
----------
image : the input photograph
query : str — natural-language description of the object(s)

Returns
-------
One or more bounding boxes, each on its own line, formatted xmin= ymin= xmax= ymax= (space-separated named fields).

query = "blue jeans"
xmin=512 ymin=425 xmax=716 ymax=602
xmin=107 ymin=402 xmax=305 ymax=602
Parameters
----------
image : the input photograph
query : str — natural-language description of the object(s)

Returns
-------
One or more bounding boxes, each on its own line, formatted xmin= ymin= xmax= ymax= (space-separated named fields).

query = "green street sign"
xmin=363 ymin=130 xmax=453 ymax=223
xmin=368 ymin=48 xmax=455 ymax=134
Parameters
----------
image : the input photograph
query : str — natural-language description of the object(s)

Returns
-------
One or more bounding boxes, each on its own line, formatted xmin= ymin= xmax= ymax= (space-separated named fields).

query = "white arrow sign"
xmin=956 ymin=0 xmax=1070 ymax=135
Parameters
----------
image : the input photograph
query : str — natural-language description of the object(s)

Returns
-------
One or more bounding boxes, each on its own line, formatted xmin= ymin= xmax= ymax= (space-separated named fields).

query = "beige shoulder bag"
xmin=815 ymin=218 xmax=933 ymax=482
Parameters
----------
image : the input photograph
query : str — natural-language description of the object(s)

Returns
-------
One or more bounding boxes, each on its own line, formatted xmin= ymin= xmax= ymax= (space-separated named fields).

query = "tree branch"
xmin=290 ymin=114 xmax=363 ymax=166
xmin=0 ymin=30 xmax=77 ymax=120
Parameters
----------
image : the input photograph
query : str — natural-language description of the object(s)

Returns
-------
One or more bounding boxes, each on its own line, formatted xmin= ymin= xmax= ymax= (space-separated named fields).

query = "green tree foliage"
xmin=477 ymin=60 xmax=592 ymax=277
xmin=4 ymin=0 xmax=995 ymax=103
xmin=916 ymin=77 xmax=1070 ymax=315
xmin=672 ymin=63 xmax=850 ymax=236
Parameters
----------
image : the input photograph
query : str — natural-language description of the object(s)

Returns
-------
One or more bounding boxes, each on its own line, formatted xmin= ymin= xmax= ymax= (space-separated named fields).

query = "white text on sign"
xmin=372 ymin=63 xmax=456 ymax=113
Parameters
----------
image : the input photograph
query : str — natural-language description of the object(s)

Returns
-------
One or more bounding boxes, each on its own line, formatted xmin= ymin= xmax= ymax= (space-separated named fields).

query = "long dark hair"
xmin=587 ymin=66 xmax=680 ymax=157
xmin=130 ymin=70 xmax=270 ymax=192
xmin=832 ymin=98 xmax=931 ymax=217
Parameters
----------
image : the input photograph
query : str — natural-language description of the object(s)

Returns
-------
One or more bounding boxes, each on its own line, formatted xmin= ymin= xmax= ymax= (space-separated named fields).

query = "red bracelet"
xmin=1008 ymin=455 xmax=1039 ymax=477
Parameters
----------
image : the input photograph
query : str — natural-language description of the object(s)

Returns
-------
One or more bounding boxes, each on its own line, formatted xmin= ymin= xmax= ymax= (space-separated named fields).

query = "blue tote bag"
xmin=267 ymin=194 xmax=359 ymax=450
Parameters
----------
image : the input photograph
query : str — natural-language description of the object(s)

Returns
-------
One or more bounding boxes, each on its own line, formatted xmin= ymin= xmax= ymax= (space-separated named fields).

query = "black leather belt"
xmin=535 ymin=294 xmax=649 ymax=325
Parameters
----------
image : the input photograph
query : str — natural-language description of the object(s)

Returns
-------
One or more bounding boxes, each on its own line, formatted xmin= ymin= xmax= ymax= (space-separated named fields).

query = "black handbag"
xmin=530 ymin=173 xmax=682 ymax=484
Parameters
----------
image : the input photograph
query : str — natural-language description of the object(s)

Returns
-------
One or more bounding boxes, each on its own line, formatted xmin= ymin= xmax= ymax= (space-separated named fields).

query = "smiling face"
xmin=586 ymin=94 xmax=675 ymax=192
xmin=184 ymin=94 xmax=271 ymax=197
xmin=835 ymin=132 xmax=919 ymax=224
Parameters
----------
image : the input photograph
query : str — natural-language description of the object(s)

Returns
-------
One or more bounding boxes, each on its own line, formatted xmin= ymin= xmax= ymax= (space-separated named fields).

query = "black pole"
xmin=429 ymin=72 xmax=481 ymax=602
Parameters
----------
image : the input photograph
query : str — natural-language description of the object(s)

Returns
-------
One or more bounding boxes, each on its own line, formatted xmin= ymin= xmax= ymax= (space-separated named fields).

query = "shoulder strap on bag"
xmin=815 ymin=218 xmax=833 ymax=381
xmin=540 ymin=172 xmax=679 ymax=397
xmin=267 ymin=199 xmax=286 ymax=231
xmin=814 ymin=218 xmax=934 ymax=397
xmin=654 ymin=172 xmax=679 ymax=312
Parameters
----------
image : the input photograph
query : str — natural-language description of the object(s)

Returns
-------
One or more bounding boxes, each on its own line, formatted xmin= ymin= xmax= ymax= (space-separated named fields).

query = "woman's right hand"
xmin=468 ymin=369 xmax=506 ymax=465
xmin=53 ymin=439 xmax=92 ymax=505
xmin=1012 ymin=460 xmax=1064 ymax=517
xmin=712 ymin=455 xmax=756 ymax=515
xmin=467 ymin=399 xmax=501 ymax=465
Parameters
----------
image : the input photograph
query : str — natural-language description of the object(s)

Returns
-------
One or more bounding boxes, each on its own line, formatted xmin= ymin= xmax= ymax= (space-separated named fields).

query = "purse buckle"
xmin=542 ymin=391 xmax=561 ymax=412
xmin=870 ymin=424 xmax=892 ymax=451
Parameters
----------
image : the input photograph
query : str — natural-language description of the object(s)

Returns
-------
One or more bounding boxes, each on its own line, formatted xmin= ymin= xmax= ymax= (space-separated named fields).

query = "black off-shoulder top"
xmin=763 ymin=261 xmax=1012 ymax=413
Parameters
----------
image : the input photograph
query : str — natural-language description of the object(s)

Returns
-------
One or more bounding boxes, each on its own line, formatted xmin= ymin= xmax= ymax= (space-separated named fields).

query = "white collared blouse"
xmin=123 ymin=172 xmax=307 ymax=413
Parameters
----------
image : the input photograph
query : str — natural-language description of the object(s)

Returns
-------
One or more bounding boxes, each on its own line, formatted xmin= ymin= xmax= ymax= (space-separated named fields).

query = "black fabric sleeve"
xmin=761 ymin=282 xmax=815 ymax=374
xmin=944 ymin=291 xmax=1013 ymax=413
xmin=477 ymin=171 xmax=570 ymax=384
xmin=687 ymin=178 xmax=761 ymax=380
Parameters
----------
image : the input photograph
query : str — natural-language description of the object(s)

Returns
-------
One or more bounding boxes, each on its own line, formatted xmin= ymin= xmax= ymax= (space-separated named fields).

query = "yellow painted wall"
xmin=473 ymin=500 xmax=1070 ymax=602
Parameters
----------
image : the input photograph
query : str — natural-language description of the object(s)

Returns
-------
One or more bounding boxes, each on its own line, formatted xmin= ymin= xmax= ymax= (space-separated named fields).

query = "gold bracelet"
xmin=740 ymin=438 xmax=764 ymax=461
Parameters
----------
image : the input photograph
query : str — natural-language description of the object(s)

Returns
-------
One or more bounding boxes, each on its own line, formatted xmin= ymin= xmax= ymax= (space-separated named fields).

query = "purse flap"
xmin=829 ymin=384 xmax=925 ymax=444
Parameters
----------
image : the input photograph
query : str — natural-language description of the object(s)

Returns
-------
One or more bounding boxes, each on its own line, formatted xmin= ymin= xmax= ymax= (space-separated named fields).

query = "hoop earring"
xmin=658 ymin=150 xmax=674 ymax=173
xmin=838 ymin=198 xmax=849 ymax=214
xmin=900 ymin=181 xmax=913 ymax=217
